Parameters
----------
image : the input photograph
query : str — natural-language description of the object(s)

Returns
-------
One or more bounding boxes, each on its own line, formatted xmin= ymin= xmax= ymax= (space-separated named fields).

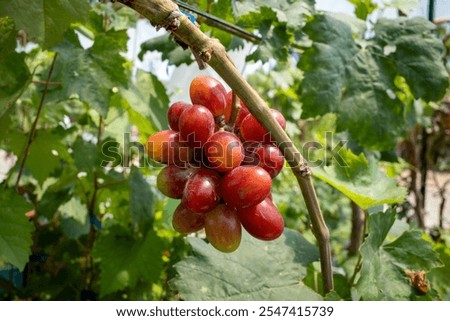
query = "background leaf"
xmin=120 ymin=70 xmax=169 ymax=132
xmin=139 ymin=34 xmax=193 ymax=67
xmin=313 ymin=148 xmax=407 ymax=209
xmin=171 ymin=229 xmax=322 ymax=300
xmin=355 ymin=211 xmax=441 ymax=300
xmin=93 ymin=225 xmax=164 ymax=297
xmin=0 ymin=0 xmax=90 ymax=48
xmin=0 ymin=189 xmax=34 ymax=271
xmin=51 ymin=29 xmax=128 ymax=118
xmin=299 ymin=14 xmax=448 ymax=150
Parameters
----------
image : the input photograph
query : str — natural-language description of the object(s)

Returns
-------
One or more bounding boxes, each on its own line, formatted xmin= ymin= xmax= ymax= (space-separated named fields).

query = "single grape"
xmin=239 ymin=109 xmax=286 ymax=142
xmin=204 ymin=204 xmax=242 ymax=253
xmin=238 ymin=198 xmax=284 ymax=241
xmin=255 ymin=144 xmax=284 ymax=178
xmin=157 ymin=165 xmax=196 ymax=199
xmin=224 ymin=91 xmax=250 ymax=128
xmin=241 ymin=141 xmax=261 ymax=165
xmin=146 ymin=130 xmax=193 ymax=164
xmin=190 ymin=75 xmax=227 ymax=117
xmin=204 ymin=131 xmax=244 ymax=172
xmin=220 ymin=165 xmax=271 ymax=208
xmin=168 ymin=101 xmax=192 ymax=131
xmin=179 ymin=105 xmax=215 ymax=147
xmin=172 ymin=203 xmax=205 ymax=234
xmin=182 ymin=168 xmax=221 ymax=213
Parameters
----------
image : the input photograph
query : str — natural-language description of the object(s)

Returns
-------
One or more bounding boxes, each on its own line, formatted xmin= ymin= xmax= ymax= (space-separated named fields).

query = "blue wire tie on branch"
xmin=180 ymin=9 xmax=196 ymax=24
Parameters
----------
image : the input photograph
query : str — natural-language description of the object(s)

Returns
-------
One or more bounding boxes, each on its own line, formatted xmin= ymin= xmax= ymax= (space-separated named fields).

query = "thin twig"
xmin=348 ymin=201 xmax=365 ymax=256
xmin=97 ymin=179 xmax=128 ymax=190
xmin=116 ymin=0 xmax=333 ymax=293
xmin=227 ymin=91 xmax=240 ymax=130
xmin=31 ymin=80 xmax=61 ymax=85
xmin=349 ymin=210 xmax=368 ymax=286
xmin=81 ymin=116 xmax=103 ymax=293
xmin=431 ymin=171 xmax=450 ymax=229
xmin=15 ymin=53 xmax=58 ymax=190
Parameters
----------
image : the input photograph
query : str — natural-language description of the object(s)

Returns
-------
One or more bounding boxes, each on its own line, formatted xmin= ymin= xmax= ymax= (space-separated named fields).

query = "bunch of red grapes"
xmin=146 ymin=75 xmax=287 ymax=253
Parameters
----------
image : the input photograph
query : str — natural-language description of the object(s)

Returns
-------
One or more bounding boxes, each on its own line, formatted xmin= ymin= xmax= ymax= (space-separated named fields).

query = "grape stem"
xmin=228 ymin=91 xmax=240 ymax=130
xmin=116 ymin=0 xmax=334 ymax=294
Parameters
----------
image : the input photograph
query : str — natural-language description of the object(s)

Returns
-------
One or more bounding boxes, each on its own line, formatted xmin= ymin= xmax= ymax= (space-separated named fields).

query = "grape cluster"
xmin=147 ymin=75 xmax=286 ymax=253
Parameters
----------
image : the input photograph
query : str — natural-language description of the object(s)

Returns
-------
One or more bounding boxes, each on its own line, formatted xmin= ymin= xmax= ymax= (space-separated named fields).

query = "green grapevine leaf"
xmin=171 ymin=229 xmax=322 ymax=300
xmin=58 ymin=197 xmax=88 ymax=225
xmin=0 ymin=17 xmax=16 ymax=59
xmin=427 ymin=244 xmax=450 ymax=299
xmin=139 ymin=34 xmax=193 ymax=67
xmin=299 ymin=14 xmax=404 ymax=150
xmin=0 ymin=189 xmax=34 ymax=271
xmin=233 ymin=0 xmax=314 ymax=30
xmin=233 ymin=0 xmax=314 ymax=62
xmin=59 ymin=197 xmax=90 ymax=240
xmin=247 ymin=23 xmax=291 ymax=63
xmin=93 ymin=225 xmax=164 ymax=297
xmin=26 ymin=130 xmax=71 ymax=184
xmin=51 ymin=29 xmax=128 ymax=118
xmin=299 ymin=14 xmax=448 ymax=150
xmin=0 ymin=53 xmax=31 ymax=118
xmin=0 ymin=18 xmax=31 ymax=117
xmin=374 ymin=17 xmax=449 ymax=102
xmin=313 ymin=148 xmax=407 ymax=209
xmin=37 ymin=173 xmax=76 ymax=218
xmin=72 ymin=136 xmax=98 ymax=172
xmin=0 ymin=0 xmax=90 ymax=48
xmin=355 ymin=210 xmax=441 ymax=300
xmin=129 ymin=167 xmax=154 ymax=225
xmin=348 ymin=0 xmax=377 ymax=20
xmin=120 ymin=70 xmax=169 ymax=132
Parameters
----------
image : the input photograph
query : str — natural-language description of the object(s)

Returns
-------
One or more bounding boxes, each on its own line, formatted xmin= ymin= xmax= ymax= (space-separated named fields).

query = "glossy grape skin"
xmin=224 ymin=91 xmax=250 ymax=127
xmin=255 ymin=145 xmax=284 ymax=178
xmin=239 ymin=109 xmax=286 ymax=143
xmin=204 ymin=204 xmax=242 ymax=253
xmin=182 ymin=168 xmax=221 ymax=213
xmin=146 ymin=130 xmax=193 ymax=164
xmin=204 ymin=131 xmax=244 ymax=172
xmin=157 ymin=165 xmax=196 ymax=199
xmin=168 ymin=101 xmax=192 ymax=131
xmin=241 ymin=141 xmax=261 ymax=165
xmin=179 ymin=105 xmax=215 ymax=147
xmin=220 ymin=165 xmax=271 ymax=208
xmin=189 ymin=75 xmax=227 ymax=117
xmin=238 ymin=198 xmax=284 ymax=241
xmin=172 ymin=203 xmax=205 ymax=234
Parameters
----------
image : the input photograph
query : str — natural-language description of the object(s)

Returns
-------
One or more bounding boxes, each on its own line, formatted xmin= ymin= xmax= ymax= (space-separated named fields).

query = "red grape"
xmin=255 ymin=144 xmax=284 ymax=178
xmin=204 ymin=131 xmax=244 ymax=172
xmin=182 ymin=168 xmax=221 ymax=213
xmin=239 ymin=109 xmax=286 ymax=142
xmin=241 ymin=141 xmax=261 ymax=165
xmin=220 ymin=165 xmax=271 ymax=208
xmin=224 ymin=91 xmax=250 ymax=127
xmin=204 ymin=204 xmax=241 ymax=253
xmin=146 ymin=130 xmax=193 ymax=164
xmin=172 ymin=203 xmax=205 ymax=234
xmin=179 ymin=105 xmax=215 ymax=147
xmin=190 ymin=75 xmax=227 ymax=117
xmin=238 ymin=198 xmax=284 ymax=241
xmin=168 ymin=101 xmax=192 ymax=131
xmin=157 ymin=165 xmax=196 ymax=199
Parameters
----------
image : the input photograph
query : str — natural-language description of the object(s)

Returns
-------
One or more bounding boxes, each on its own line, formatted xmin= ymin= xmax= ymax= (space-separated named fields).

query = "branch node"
xmin=157 ymin=10 xmax=182 ymax=31
xmin=300 ymin=164 xmax=312 ymax=176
